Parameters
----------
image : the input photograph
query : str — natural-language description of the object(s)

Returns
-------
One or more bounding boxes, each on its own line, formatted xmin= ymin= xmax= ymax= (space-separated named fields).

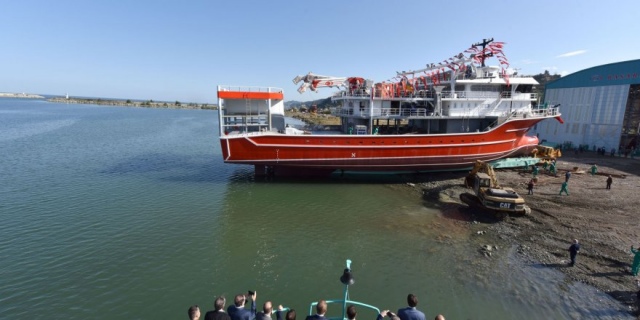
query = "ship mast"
xmin=472 ymin=38 xmax=494 ymax=67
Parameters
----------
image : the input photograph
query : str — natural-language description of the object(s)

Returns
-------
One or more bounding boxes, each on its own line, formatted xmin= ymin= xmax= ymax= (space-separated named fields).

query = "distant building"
xmin=531 ymin=59 xmax=640 ymax=154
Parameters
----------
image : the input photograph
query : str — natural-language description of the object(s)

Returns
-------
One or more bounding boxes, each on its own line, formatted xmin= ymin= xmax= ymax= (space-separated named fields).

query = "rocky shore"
xmin=392 ymin=153 xmax=640 ymax=315
xmin=47 ymin=97 xmax=216 ymax=110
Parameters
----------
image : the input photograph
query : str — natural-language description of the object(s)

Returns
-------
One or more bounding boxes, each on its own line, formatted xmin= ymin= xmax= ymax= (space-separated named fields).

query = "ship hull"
xmin=220 ymin=117 xmax=543 ymax=173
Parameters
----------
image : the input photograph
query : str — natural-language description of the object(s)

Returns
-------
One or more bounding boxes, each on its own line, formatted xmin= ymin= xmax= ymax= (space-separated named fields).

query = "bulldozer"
xmin=532 ymin=145 xmax=562 ymax=170
xmin=460 ymin=160 xmax=530 ymax=219
xmin=532 ymin=145 xmax=562 ymax=161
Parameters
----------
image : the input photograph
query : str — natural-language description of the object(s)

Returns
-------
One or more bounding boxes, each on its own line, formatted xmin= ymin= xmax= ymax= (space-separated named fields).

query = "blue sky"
xmin=2 ymin=0 xmax=639 ymax=103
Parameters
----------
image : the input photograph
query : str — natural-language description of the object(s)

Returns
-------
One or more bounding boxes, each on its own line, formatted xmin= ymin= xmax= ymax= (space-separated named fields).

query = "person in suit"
xmin=568 ymin=239 xmax=581 ymax=267
xmin=228 ymin=292 xmax=257 ymax=320
xmin=188 ymin=305 xmax=201 ymax=320
xmin=275 ymin=305 xmax=295 ymax=320
xmin=376 ymin=310 xmax=400 ymax=320
xmin=305 ymin=300 xmax=328 ymax=320
xmin=396 ymin=294 xmax=425 ymax=320
xmin=256 ymin=301 xmax=275 ymax=320
xmin=205 ymin=296 xmax=232 ymax=320
xmin=346 ymin=305 xmax=357 ymax=320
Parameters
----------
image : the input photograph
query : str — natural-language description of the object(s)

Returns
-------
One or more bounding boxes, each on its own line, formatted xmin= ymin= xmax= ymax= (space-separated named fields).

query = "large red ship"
xmin=218 ymin=39 xmax=562 ymax=175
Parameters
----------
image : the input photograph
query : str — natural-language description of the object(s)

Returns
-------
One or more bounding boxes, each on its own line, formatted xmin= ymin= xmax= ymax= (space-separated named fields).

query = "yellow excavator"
xmin=460 ymin=160 xmax=530 ymax=219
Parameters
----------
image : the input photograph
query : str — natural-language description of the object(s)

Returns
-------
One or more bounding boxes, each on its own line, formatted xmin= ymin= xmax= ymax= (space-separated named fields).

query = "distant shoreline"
xmin=47 ymin=97 xmax=217 ymax=110
xmin=0 ymin=92 xmax=45 ymax=99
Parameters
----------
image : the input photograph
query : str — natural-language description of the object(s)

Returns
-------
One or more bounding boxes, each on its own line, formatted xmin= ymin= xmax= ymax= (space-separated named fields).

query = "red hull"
xmin=220 ymin=117 xmax=543 ymax=172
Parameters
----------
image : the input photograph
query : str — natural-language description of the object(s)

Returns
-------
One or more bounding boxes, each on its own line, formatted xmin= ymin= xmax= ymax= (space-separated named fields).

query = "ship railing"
xmin=309 ymin=299 xmax=380 ymax=320
xmin=221 ymin=117 xmax=269 ymax=133
xmin=441 ymin=91 xmax=500 ymax=99
xmin=501 ymin=92 xmax=538 ymax=100
xmin=218 ymin=85 xmax=283 ymax=93
xmin=223 ymin=130 xmax=277 ymax=137
xmin=307 ymin=259 xmax=380 ymax=320
xmin=504 ymin=106 xmax=560 ymax=121
xmin=335 ymin=88 xmax=535 ymax=101
xmin=413 ymin=90 xmax=434 ymax=98
xmin=487 ymin=98 xmax=503 ymax=114
xmin=440 ymin=91 xmax=537 ymax=100
xmin=529 ymin=106 xmax=560 ymax=117
xmin=368 ymin=108 xmax=428 ymax=117
xmin=441 ymin=91 xmax=465 ymax=99
xmin=333 ymin=107 xmax=429 ymax=117
xmin=333 ymin=89 xmax=436 ymax=99
xmin=333 ymin=108 xmax=354 ymax=116
xmin=374 ymin=90 xmax=434 ymax=99
xmin=332 ymin=90 xmax=370 ymax=98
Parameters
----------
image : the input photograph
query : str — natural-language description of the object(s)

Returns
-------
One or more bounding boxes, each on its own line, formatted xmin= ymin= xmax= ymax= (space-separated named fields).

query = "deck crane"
xmin=292 ymin=72 xmax=366 ymax=94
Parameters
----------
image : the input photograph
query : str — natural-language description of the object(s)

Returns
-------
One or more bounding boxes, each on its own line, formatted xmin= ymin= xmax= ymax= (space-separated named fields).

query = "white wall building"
xmin=531 ymin=59 xmax=640 ymax=155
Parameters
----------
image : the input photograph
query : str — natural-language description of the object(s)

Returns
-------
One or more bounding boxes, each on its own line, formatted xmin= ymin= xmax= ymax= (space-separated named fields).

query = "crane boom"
xmin=292 ymin=72 xmax=349 ymax=93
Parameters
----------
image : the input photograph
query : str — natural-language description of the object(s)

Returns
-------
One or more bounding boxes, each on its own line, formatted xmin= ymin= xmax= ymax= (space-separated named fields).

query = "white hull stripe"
xmin=240 ymin=137 xmax=517 ymax=149
xmin=505 ymin=128 xmax=530 ymax=133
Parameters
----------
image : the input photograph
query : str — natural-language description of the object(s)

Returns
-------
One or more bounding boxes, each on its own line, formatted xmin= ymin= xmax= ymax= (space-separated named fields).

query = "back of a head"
xmin=263 ymin=301 xmax=273 ymax=314
xmin=235 ymin=294 xmax=246 ymax=307
xmin=434 ymin=315 xmax=445 ymax=320
xmin=215 ymin=296 xmax=226 ymax=311
xmin=316 ymin=300 xmax=327 ymax=315
xmin=407 ymin=294 xmax=418 ymax=308
xmin=286 ymin=309 xmax=296 ymax=320
xmin=346 ymin=305 xmax=357 ymax=320
xmin=188 ymin=305 xmax=200 ymax=320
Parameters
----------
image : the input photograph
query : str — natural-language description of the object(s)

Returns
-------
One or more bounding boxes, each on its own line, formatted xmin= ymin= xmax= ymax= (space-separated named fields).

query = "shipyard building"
xmin=531 ymin=59 xmax=640 ymax=156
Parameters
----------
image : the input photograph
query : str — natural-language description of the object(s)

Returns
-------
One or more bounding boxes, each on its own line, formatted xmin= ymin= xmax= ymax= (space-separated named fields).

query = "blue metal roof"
xmin=546 ymin=59 xmax=640 ymax=89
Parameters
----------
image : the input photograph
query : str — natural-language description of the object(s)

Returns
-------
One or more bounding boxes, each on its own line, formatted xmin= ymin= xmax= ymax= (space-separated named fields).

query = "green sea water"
xmin=0 ymin=99 xmax=632 ymax=319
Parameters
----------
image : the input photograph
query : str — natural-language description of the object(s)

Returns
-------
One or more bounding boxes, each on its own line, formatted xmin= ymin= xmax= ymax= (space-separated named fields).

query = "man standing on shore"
xmin=550 ymin=161 xmax=557 ymax=177
xmin=559 ymin=181 xmax=569 ymax=195
xmin=631 ymin=245 xmax=640 ymax=276
xmin=527 ymin=179 xmax=535 ymax=195
xmin=568 ymin=239 xmax=580 ymax=267
xmin=606 ymin=175 xmax=613 ymax=190
xmin=532 ymin=165 xmax=539 ymax=178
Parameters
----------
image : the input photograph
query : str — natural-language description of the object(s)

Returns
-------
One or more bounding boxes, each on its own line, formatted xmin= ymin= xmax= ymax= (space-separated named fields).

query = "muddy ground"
xmin=400 ymin=152 xmax=640 ymax=315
